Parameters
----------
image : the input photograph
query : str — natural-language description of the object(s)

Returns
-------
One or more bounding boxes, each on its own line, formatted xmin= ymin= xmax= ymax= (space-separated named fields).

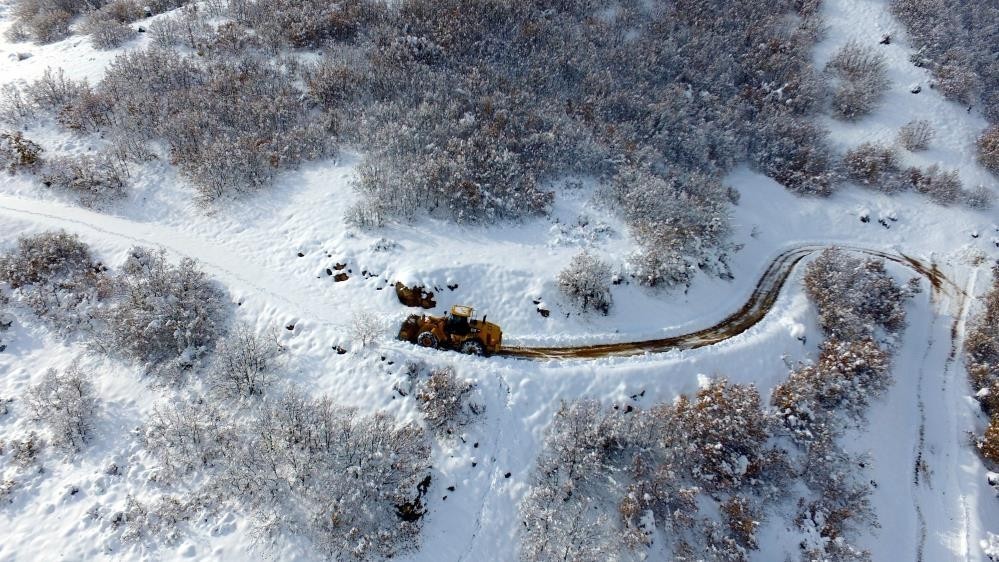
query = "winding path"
xmin=0 ymin=195 xmax=960 ymax=362
xmin=500 ymin=245 xmax=959 ymax=359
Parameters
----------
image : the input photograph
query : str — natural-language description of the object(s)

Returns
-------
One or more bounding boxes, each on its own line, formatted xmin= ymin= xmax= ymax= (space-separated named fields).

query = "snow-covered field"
xmin=1 ymin=0 xmax=998 ymax=560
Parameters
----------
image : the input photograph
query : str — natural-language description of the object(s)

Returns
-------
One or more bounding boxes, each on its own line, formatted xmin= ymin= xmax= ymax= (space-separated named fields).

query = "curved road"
xmin=0 ymin=195 xmax=957 ymax=362
xmin=500 ymin=245 xmax=957 ymax=360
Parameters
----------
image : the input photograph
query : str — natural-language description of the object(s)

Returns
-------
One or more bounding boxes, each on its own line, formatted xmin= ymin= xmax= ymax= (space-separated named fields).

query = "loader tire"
xmin=416 ymin=331 xmax=439 ymax=349
xmin=460 ymin=340 xmax=485 ymax=356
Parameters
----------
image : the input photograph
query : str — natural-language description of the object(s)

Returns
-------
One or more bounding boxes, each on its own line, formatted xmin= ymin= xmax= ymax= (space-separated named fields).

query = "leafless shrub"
xmin=980 ymin=126 xmax=999 ymax=175
xmin=11 ymin=432 xmax=44 ymax=467
xmin=0 ymin=130 xmax=44 ymax=173
xmin=8 ymin=0 xmax=74 ymax=43
xmin=143 ymin=389 xmax=432 ymax=559
xmin=40 ymin=152 xmax=128 ymax=204
xmin=348 ymin=307 xmax=388 ymax=348
xmin=0 ymin=479 xmax=16 ymax=505
xmin=521 ymin=380 xmax=787 ymax=561
xmin=964 ymin=185 xmax=995 ymax=210
xmin=142 ymin=399 xmax=238 ymax=479
xmin=897 ymin=120 xmax=934 ymax=151
xmin=0 ymin=84 xmax=36 ymax=125
xmin=147 ymin=5 xmax=213 ymax=49
xmin=26 ymin=363 xmax=98 ymax=452
xmin=842 ymin=143 xmax=900 ymax=191
xmin=611 ymin=167 xmax=732 ymax=289
xmin=0 ymin=230 xmax=107 ymax=333
xmin=80 ymin=17 xmax=136 ymax=49
xmin=967 ymin=267 xmax=999 ymax=413
xmin=0 ymin=230 xmax=95 ymax=290
xmin=415 ymin=367 xmax=483 ymax=438
xmin=901 ymin=164 xmax=963 ymax=206
xmin=932 ymin=49 xmax=979 ymax=105
xmin=207 ymin=327 xmax=283 ymax=399
xmin=557 ymin=251 xmax=613 ymax=314
xmin=773 ymin=339 xmax=891 ymax=439
xmin=23 ymin=68 xmax=88 ymax=113
xmin=803 ymin=248 xmax=910 ymax=341
xmin=96 ymin=247 xmax=228 ymax=373
xmin=827 ymin=42 xmax=890 ymax=120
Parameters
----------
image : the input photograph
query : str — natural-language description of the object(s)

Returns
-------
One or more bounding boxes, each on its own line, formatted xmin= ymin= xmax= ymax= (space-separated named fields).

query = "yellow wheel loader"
xmin=398 ymin=305 xmax=502 ymax=356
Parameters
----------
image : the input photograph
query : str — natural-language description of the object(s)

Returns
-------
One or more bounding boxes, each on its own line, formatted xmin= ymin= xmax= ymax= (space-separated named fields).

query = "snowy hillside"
xmin=1 ymin=0 xmax=998 ymax=560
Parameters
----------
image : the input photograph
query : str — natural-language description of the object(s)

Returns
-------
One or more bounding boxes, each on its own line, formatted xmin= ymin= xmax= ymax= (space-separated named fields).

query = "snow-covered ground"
xmin=1 ymin=0 xmax=998 ymax=560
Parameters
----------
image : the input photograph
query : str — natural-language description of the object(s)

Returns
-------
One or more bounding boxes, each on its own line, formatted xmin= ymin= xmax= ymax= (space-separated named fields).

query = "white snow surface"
xmin=0 ymin=0 xmax=998 ymax=560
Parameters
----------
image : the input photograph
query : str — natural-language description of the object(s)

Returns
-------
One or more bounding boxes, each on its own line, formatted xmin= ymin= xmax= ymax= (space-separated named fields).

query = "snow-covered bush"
xmin=147 ymin=6 xmax=213 ymax=49
xmin=521 ymin=381 xmax=787 ymax=561
xmin=80 ymin=16 xmax=136 ymax=49
xmin=967 ymin=268 xmax=999 ymax=404
xmin=96 ymin=247 xmax=228 ymax=374
xmin=964 ymin=185 xmax=995 ymax=210
xmin=349 ymin=308 xmax=388 ymax=348
xmin=0 ymin=231 xmax=107 ymax=333
xmin=415 ymin=367 xmax=482 ymax=438
xmin=803 ymin=249 xmax=909 ymax=341
xmin=772 ymin=338 xmax=891 ymax=440
xmin=897 ymin=119 xmax=934 ymax=151
xmin=842 ymin=143 xmax=900 ymax=191
xmin=26 ymin=364 xmax=98 ymax=452
xmin=901 ymin=164 xmax=963 ymax=206
xmin=22 ymin=68 xmax=89 ymax=114
xmin=92 ymin=49 xmax=335 ymax=202
xmin=557 ymin=251 xmax=613 ymax=314
xmin=5 ymin=0 xmax=79 ymax=43
xmin=890 ymin=0 xmax=998 ymax=121
xmin=0 ymin=130 xmax=44 ymax=173
xmin=980 ymin=126 xmax=999 ymax=175
xmin=207 ymin=327 xmax=283 ymax=399
xmin=980 ymin=417 xmax=999 ymax=464
xmin=795 ymin=433 xmax=877 ymax=562
xmin=144 ymin=389 xmax=432 ymax=559
xmin=750 ymin=115 xmax=838 ymax=196
xmin=826 ymin=42 xmax=889 ymax=120
xmin=10 ymin=432 xmax=44 ymax=467
xmin=142 ymin=399 xmax=237 ymax=479
xmin=611 ymin=167 xmax=732 ymax=289
xmin=40 ymin=152 xmax=128 ymax=204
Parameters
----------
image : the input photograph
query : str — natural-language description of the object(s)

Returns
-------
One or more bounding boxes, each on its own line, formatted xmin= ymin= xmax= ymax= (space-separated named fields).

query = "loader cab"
xmin=446 ymin=305 xmax=473 ymax=336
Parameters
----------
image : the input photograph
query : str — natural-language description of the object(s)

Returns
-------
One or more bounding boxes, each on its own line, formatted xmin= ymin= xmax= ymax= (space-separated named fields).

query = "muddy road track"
xmin=499 ymin=245 xmax=960 ymax=360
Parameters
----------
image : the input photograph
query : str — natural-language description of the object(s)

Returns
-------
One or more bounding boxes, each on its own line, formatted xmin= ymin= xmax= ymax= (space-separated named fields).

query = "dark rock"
xmin=395 ymin=282 xmax=436 ymax=309
xmin=504 ymin=472 xmax=511 ymax=478
xmin=334 ymin=273 xmax=349 ymax=282
xmin=333 ymin=262 xmax=347 ymax=270
xmin=537 ymin=307 xmax=550 ymax=318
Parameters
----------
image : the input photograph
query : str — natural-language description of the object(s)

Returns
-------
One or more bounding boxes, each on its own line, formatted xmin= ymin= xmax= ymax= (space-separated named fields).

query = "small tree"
xmin=26 ymin=364 xmax=98 ymax=452
xmin=827 ymin=42 xmax=890 ymax=120
xmin=207 ymin=327 xmax=283 ymax=399
xmin=897 ymin=120 xmax=934 ymax=151
xmin=557 ymin=251 xmax=613 ymax=314
xmin=415 ymin=367 xmax=483 ymax=437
